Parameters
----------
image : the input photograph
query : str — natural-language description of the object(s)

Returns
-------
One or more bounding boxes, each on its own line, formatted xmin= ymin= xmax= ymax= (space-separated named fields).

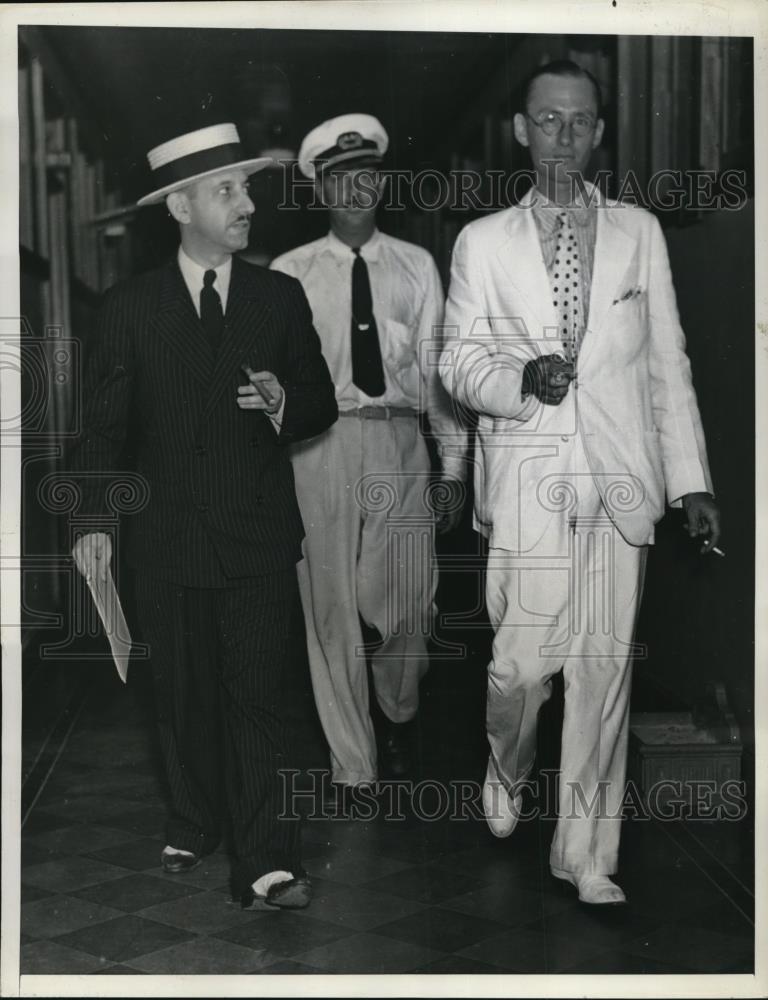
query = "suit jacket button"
xmin=255 ymin=495 xmax=264 ymax=505
xmin=195 ymin=445 xmax=206 ymax=456
xmin=198 ymin=503 xmax=209 ymax=513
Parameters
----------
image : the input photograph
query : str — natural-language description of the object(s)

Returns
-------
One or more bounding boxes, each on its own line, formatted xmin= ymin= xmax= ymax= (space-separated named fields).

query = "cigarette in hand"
xmin=703 ymin=540 xmax=726 ymax=557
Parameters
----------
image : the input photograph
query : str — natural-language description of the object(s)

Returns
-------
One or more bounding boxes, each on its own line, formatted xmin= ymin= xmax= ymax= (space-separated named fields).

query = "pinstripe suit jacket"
xmin=69 ymin=254 xmax=338 ymax=584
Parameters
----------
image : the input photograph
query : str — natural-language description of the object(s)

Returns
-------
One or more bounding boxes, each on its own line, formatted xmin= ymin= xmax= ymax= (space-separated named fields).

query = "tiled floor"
xmin=18 ymin=538 xmax=756 ymax=981
xmin=17 ymin=656 xmax=755 ymax=978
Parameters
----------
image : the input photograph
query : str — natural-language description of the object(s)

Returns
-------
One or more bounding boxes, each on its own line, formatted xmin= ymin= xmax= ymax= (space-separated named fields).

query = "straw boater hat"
xmin=297 ymin=113 xmax=388 ymax=180
xmin=137 ymin=123 xmax=273 ymax=207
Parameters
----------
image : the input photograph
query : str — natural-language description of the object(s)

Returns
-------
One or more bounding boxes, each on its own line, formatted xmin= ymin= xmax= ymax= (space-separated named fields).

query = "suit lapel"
xmin=581 ymin=207 xmax=637 ymax=363
xmin=153 ymin=260 xmax=214 ymax=386
xmin=494 ymin=188 xmax=639 ymax=363
xmin=495 ymin=201 xmax=559 ymax=342
xmin=202 ymin=257 xmax=272 ymax=420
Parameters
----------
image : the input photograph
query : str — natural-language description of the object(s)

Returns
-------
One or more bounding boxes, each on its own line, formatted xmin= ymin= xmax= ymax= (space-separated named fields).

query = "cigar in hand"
xmin=241 ymin=365 xmax=276 ymax=406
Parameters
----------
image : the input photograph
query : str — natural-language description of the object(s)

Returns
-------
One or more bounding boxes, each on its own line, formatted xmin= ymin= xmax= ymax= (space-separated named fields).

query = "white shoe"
xmin=481 ymin=758 xmax=522 ymax=838
xmin=251 ymin=870 xmax=294 ymax=898
xmin=552 ymin=868 xmax=627 ymax=905
xmin=160 ymin=846 xmax=200 ymax=874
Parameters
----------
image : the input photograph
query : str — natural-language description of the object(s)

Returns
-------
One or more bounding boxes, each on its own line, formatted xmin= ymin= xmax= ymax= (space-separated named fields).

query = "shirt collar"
xmin=325 ymin=227 xmax=382 ymax=261
xmin=177 ymin=246 xmax=232 ymax=293
xmin=529 ymin=185 xmax=596 ymax=235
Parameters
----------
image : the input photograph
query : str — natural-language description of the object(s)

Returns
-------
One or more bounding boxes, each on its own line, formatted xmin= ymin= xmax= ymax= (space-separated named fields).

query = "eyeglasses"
xmin=526 ymin=111 xmax=597 ymax=137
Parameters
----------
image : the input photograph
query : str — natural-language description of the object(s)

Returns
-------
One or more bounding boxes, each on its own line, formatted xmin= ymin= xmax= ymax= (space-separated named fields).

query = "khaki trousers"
xmin=291 ymin=416 xmax=435 ymax=785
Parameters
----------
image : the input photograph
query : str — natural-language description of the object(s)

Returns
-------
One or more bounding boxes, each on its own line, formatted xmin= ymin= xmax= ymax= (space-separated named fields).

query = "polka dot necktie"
xmin=552 ymin=211 xmax=583 ymax=364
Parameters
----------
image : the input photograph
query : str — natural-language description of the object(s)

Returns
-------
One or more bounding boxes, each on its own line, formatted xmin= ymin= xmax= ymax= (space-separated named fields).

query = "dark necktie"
xmin=351 ymin=247 xmax=385 ymax=397
xmin=200 ymin=269 xmax=224 ymax=354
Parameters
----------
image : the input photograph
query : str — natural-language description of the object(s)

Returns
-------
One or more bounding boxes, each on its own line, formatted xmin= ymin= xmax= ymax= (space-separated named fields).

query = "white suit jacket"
xmin=439 ymin=186 xmax=713 ymax=551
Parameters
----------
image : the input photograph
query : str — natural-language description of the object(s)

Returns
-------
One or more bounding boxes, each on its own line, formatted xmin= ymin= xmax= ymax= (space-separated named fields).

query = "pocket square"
xmin=613 ymin=286 xmax=644 ymax=305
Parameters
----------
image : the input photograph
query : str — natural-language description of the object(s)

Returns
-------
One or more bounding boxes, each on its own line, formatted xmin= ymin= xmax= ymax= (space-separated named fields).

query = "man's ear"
xmin=166 ymin=190 xmax=190 ymax=225
xmin=592 ymin=118 xmax=605 ymax=150
xmin=513 ymin=112 xmax=530 ymax=148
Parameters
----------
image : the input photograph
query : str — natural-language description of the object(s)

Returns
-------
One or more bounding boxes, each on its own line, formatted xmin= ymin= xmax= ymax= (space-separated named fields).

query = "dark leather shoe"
xmin=161 ymin=848 xmax=201 ymax=874
xmin=382 ymin=720 xmax=412 ymax=778
xmin=240 ymin=874 xmax=313 ymax=911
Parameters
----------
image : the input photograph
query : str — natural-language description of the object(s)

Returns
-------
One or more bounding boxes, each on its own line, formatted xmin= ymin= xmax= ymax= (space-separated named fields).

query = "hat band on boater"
xmin=150 ymin=142 xmax=245 ymax=190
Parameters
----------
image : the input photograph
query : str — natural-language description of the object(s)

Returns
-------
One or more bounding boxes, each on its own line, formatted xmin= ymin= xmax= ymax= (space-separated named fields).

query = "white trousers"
xmin=291 ymin=416 xmax=435 ymax=785
xmin=486 ymin=444 xmax=647 ymax=876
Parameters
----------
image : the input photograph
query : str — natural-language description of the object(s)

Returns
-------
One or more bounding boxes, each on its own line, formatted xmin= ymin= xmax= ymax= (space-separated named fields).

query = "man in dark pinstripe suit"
xmin=70 ymin=124 xmax=337 ymax=911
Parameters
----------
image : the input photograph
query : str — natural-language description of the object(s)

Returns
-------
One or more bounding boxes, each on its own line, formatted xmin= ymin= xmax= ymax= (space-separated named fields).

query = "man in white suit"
xmin=439 ymin=60 xmax=720 ymax=905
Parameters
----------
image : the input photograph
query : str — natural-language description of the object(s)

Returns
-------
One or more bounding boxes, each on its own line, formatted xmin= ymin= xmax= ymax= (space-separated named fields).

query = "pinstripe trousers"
xmin=135 ymin=568 xmax=303 ymax=895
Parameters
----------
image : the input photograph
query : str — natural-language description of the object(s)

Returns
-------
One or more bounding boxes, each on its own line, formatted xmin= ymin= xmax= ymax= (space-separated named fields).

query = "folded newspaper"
xmin=85 ymin=569 xmax=132 ymax=682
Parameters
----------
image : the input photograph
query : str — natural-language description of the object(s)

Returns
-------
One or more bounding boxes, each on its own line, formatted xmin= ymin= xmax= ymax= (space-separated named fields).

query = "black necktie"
xmin=351 ymin=248 xmax=385 ymax=397
xmin=200 ymin=269 xmax=224 ymax=354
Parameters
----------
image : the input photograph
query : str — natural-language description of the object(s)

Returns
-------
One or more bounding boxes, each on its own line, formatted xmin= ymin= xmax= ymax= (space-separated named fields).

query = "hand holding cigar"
xmin=237 ymin=365 xmax=284 ymax=414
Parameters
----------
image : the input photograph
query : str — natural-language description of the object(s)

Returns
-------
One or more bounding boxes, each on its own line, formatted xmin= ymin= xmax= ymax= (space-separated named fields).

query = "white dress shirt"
xmin=177 ymin=246 xmax=232 ymax=314
xmin=271 ymin=229 xmax=466 ymax=479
